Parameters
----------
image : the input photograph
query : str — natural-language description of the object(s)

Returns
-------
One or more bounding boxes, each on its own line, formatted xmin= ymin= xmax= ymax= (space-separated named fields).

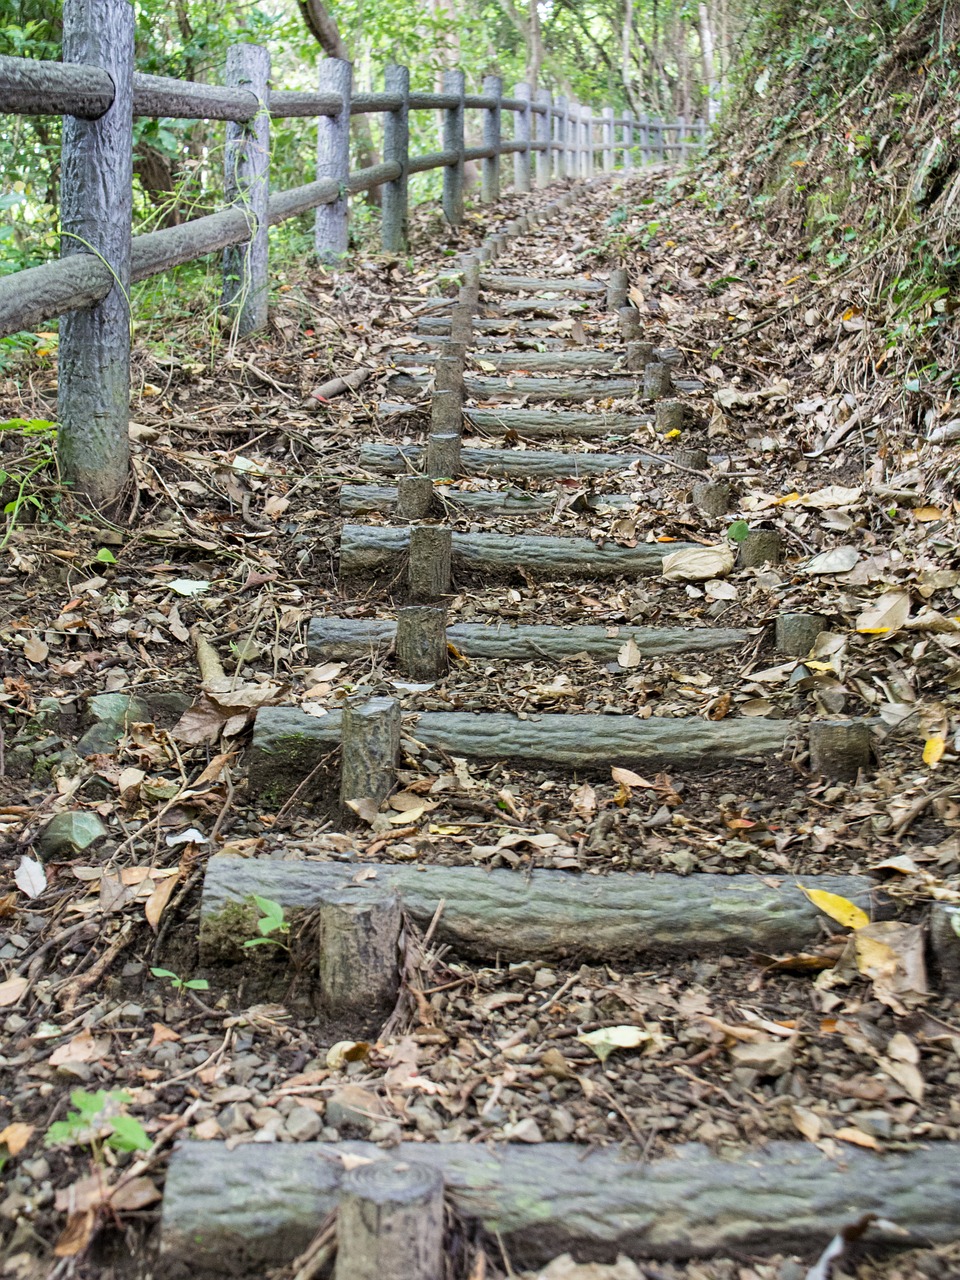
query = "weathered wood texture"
xmin=442 ymin=69 xmax=465 ymax=225
xmin=381 ymin=64 xmax=409 ymax=253
xmin=221 ymin=44 xmax=270 ymax=336
xmin=319 ymin=885 xmax=401 ymax=1021
xmin=335 ymin=1160 xmax=444 ymax=1280
xmin=0 ymin=53 xmax=114 ymax=118
xmin=394 ymin=350 xmax=632 ymax=374
xmin=160 ymin=1138 xmax=960 ymax=1274
xmin=315 ymin=58 xmax=351 ymax=261
xmin=482 ymin=275 xmax=605 ymax=294
xmin=340 ymin=524 xmax=695 ymax=580
xmin=388 ymin=373 xmax=703 ymax=401
xmin=408 ymin=525 xmax=452 ymax=600
xmin=395 ymin=606 xmax=448 ymax=678
xmin=465 ymin=407 xmax=653 ymax=438
xmin=57 ymin=0 xmax=134 ymax=509
xmin=359 ymin=444 xmax=645 ymax=479
xmin=339 ymin=482 xmax=635 ymax=516
xmin=308 ymin=617 xmax=750 ymax=663
xmin=481 ymin=74 xmax=502 ymax=202
xmin=246 ymin=705 xmax=797 ymax=800
xmin=340 ymin=696 xmax=400 ymax=808
xmin=202 ymin=856 xmax=878 ymax=966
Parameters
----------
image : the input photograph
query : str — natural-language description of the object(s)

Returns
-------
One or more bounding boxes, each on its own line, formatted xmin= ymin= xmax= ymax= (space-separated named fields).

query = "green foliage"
xmin=45 ymin=1090 xmax=151 ymax=1156
xmin=0 ymin=417 xmax=60 ymax=550
xmin=149 ymin=967 xmax=210 ymax=993
xmin=727 ymin=519 xmax=750 ymax=543
xmin=243 ymin=896 xmax=290 ymax=949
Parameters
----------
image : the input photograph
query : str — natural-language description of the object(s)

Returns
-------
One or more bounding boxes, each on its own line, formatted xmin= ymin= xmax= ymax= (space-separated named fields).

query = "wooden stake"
xmin=606 ymin=267 xmax=628 ymax=310
xmin=340 ymin=696 xmax=400 ymax=809
xmin=430 ymin=388 xmax=462 ymax=434
xmin=657 ymin=401 xmax=686 ymax=433
xmin=618 ymin=307 xmax=642 ymax=340
xmin=776 ymin=613 xmax=826 ymax=657
xmin=481 ymin=74 xmax=502 ymax=203
xmin=809 ymin=721 xmax=872 ymax=781
xmin=319 ymin=885 xmax=402 ymax=1024
xmin=396 ymin=606 xmax=448 ymax=679
xmin=381 ymin=64 xmax=409 ymax=253
xmin=396 ymin=476 xmax=435 ymax=520
xmin=408 ymin=525 xmax=451 ymax=600
xmin=315 ymin=58 xmax=351 ymax=262
xmin=643 ymin=362 xmax=672 ymax=399
xmin=442 ymin=69 xmax=465 ymax=226
xmin=222 ymin=44 xmax=270 ymax=336
xmin=334 ymin=1159 xmax=444 ymax=1280
xmin=426 ymin=432 xmax=461 ymax=477
xmin=625 ymin=340 xmax=656 ymax=371
xmin=738 ymin=529 xmax=781 ymax=568
xmin=692 ymin=480 xmax=730 ymax=516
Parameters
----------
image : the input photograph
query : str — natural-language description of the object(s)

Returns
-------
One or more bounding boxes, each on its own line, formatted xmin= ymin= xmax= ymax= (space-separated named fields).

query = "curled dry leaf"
xmin=661 ymin=545 xmax=734 ymax=582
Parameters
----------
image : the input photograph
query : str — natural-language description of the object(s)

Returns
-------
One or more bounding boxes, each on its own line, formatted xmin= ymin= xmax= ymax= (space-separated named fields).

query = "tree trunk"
xmin=698 ymin=2 xmax=719 ymax=122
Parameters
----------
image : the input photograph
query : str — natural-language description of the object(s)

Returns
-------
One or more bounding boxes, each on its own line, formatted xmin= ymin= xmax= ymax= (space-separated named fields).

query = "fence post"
xmin=602 ymin=106 xmax=614 ymax=170
xmin=655 ymin=117 xmax=664 ymax=162
xmin=555 ymin=95 xmax=567 ymax=179
xmin=512 ymin=81 xmax=532 ymax=193
xmin=677 ymin=113 xmax=687 ymax=163
xmin=535 ymin=89 xmax=551 ymax=187
xmin=567 ymin=102 xmax=578 ymax=177
xmin=442 ymin=68 xmax=465 ymax=226
xmin=222 ymin=44 xmax=270 ymax=336
xmin=382 ymin=63 xmax=409 ymax=253
xmin=481 ymin=74 xmax=502 ymax=203
xmin=58 ymin=0 xmax=134 ymax=510
xmin=623 ymin=110 xmax=634 ymax=171
xmin=698 ymin=117 xmax=707 ymax=148
xmin=316 ymin=57 xmax=351 ymax=263
xmin=639 ymin=111 xmax=650 ymax=165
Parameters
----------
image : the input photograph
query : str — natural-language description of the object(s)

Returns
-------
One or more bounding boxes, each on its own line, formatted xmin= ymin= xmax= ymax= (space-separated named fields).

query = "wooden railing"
xmin=0 ymin=0 xmax=706 ymax=507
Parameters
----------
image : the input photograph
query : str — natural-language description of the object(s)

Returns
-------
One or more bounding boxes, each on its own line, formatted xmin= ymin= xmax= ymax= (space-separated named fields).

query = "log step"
xmin=480 ymin=273 xmax=606 ymax=293
xmin=160 ymin=1138 xmax=960 ymax=1273
xmin=393 ymin=348 xmax=682 ymax=374
xmin=247 ymin=704 xmax=802 ymax=800
xmin=339 ymin=523 xmax=696 ymax=580
xmin=338 ymin=482 xmax=638 ymax=516
xmin=419 ymin=315 xmax=599 ymax=335
xmin=306 ymin=617 xmax=750 ymax=662
xmin=201 ymin=856 xmax=879 ymax=966
xmin=359 ymin=443 xmax=647 ymax=478
xmin=389 ymin=372 xmax=704 ymax=400
xmin=465 ymin=406 xmax=653 ymax=439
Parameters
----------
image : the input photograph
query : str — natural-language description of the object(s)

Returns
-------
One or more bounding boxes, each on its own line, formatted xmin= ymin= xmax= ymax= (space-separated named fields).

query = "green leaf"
xmin=184 ymin=978 xmax=209 ymax=991
xmin=244 ymin=937 xmax=283 ymax=948
xmin=106 ymin=1114 xmax=151 ymax=1153
xmin=727 ymin=519 xmax=750 ymax=543
xmin=95 ymin=547 xmax=117 ymax=563
xmin=150 ymin=968 xmax=178 ymax=980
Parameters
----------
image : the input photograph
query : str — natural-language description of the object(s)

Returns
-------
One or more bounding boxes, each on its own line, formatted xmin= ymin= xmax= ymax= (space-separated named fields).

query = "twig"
xmin=59 ymin=921 xmax=136 ymax=1014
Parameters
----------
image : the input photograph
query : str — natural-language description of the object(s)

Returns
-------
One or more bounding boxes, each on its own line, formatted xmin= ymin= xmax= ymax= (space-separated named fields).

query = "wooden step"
xmin=359 ymin=442 xmax=648 ymax=478
xmin=338 ymin=481 xmax=637 ymax=516
xmin=480 ymin=273 xmax=606 ymax=293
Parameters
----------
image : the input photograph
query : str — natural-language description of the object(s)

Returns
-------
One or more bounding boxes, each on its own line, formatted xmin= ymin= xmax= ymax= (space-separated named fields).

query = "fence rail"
xmin=0 ymin=0 xmax=706 ymax=507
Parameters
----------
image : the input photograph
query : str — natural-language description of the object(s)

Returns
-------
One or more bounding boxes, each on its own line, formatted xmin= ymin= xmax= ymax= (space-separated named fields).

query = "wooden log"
xmin=481 ymin=275 xmax=605 ymax=294
xmin=247 ymin=704 xmax=796 ymax=804
xmin=396 ymin=476 xmax=436 ymax=520
xmin=381 ymin=63 xmax=410 ymax=253
xmin=433 ymin=353 xmax=464 ymax=394
xmin=481 ymin=74 xmax=502 ymax=203
xmin=340 ymin=524 xmax=695 ymax=582
xmin=359 ymin=443 xmax=646 ymax=479
xmin=692 ymin=481 xmax=730 ymax=517
xmin=449 ymin=303 xmax=474 ymax=343
xmin=203 ymin=856 xmax=880 ymax=967
xmin=776 ymin=613 xmax=826 ymax=657
xmin=426 ymin=432 xmax=461 ymax=477
xmin=335 ymin=1161 xmax=444 ymax=1280
xmin=340 ymin=483 xmax=633 ymax=517
xmin=347 ymin=160 xmax=402 ymax=195
xmin=674 ymin=446 xmax=707 ymax=470
xmin=0 ymin=53 xmax=114 ymax=119
xmin=388 ymin=373 xmax=644 ymax=403
xmin=391 ymin=350 xmax=629 ymax=374
xmin=221 ymin=44 xmax=270 ymax=337
xmin=534 ymin=88 xmax=552 ymax=187
xmin=319 ymin=885 xmax=401 ymax=1024
xmin=160 ymin=1134 xmax=960 ymax=1273
xmin=465 ymin=407 xmax=652 ymax=439
xmin=396 ymin=606 xmax=448 ymax=679
xmin=606 ymin=268 xmax=629 ymax=310
xmin=430 ymin=389 xmax=463 ymax=434
xmin=341 ymin=696 xmax=400 ymax=808
xmin=513 ymin=81 xmax=533 ymax=192
xmin=738 ymin=529 xmax=782 ymax=568
xmin=643 ymin=362 xmax=672 ymax=399
xmin=408 ymin=526 xmax=452 ymax=600
xmin=809 ymin=721 xmax=872 ymax=781
xmin=442 ymin=69 xmax=465 ymax=226
xmin=625 ymin=341 xmax=656 ymax=371
xmin=929 ymin=904 xmax=960 ymax=996
xmin=0 ymin=255 xmax=112 ymax=343
xmin=316 ymin=58 xmax=351 ymax=262
xmin=660 ymin=401 xmax=686 ymax=432
xmin=308 ymin=617 xmax=749 ymax=663
xmin=57 ymin=0 xmax=134 ymax=510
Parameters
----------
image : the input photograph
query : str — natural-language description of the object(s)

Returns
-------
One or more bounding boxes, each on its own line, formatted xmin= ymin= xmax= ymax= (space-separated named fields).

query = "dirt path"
xmin=1 ymin=171 xmax=959 ymax=1280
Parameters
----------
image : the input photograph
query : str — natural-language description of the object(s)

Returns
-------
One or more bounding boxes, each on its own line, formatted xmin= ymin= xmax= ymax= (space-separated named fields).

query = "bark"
xmin=358 ymin=442 xmax=648 ymax=477
xmin=698 ymin=2 xmax=719 ymax=122
xmin=160 ymin=1139 xmax=960 ymax=1274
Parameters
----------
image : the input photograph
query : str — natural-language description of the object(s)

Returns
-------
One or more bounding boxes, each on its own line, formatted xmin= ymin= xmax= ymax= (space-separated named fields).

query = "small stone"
xmin=0 ymin=1192 xmax=32 ymax=1221
xmin=20 ymin=1158 xmax=49 ymax=1182
xmin=217 ymin=1103 xmax=254 ymax=1136
xmin=548 ymin=1106 xmax=576 ymax=1138
xmin=325 ymin=1085 xmax=386 ymax=1135
xmin=76 ymin=693 xmax=152 ymax=755
xmin=502 ymin=1117 xmax=544 ymax=1143
xmin=850 ymin=1110 xmax=893 ymax=1139
xmin=38 ymin=811 xmax=108 ymax=857
xmin=730 ymin=1038 xmax=795 ymax=1077
xmin=533 ymin=968 xmax=557 ymax=989
xmin=4 ymin=1014 xmax=27 ymax=1034
xmin=283 ymin=1107 xmax=322 ymax=1141
xmin=778 ymin=1261 xmax=806 ymax=1280
xmin=662 ymin=849 xmax=696 ymax=874
xmin=367 ymin=1120 xmax=402 ymax=1145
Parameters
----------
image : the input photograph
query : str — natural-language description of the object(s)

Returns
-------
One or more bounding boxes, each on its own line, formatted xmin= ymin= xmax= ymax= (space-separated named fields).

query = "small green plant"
xmin=244 ymin=896 xmax=290 ymax=950
xmin=45 ymin=1090 xmax=150 ymax=1157
xmin=727 ymin=519 xmax=750 ymax=542
xmin=0 ymin=417 xmax=60 ymax=549
xmin=149 ymin=967 xmax=210 ymax=993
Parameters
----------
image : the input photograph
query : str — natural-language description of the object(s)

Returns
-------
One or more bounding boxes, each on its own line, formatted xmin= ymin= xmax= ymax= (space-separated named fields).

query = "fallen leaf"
xmin=15 ymin=856 xmax=46 ymax=899
xmin=49 ymin=1029 xmax=110 ymax=1067
xmin=577 ymin=1024 xmax=667 ymax=1063
xmin=923 ymin=735 xmax=946 ymax=766
xmin=856 ymin=591 xmax=910 ymax=636
xmin=149 ymin=1023 xmax=180 ymax=1048
xmin=617 ymin=637 xmax=642 ymax=668
xmin=0 ymin=1122 xmax=35 ymax=1155
xmin=570 ymin=782 xmax=597 ymax=820
xmin=145 ymin=873 xmax=180 ymax=930
xmin=802 ymin=546 xmax=860 ymax=575
xmin=24 ymin=633 xmax=49 ymax=663
xmin=0 ymin=975 xmax=28 ymax=1006
xmin=798 ymin=884 xmax=870 ymax=930
xmin=834 ymin=1126 xmax=882 ymax=1150
xmin=662 ymin=545 xmax=734 ymax=582
xmin=611 ymin=766 xmax=654 ymax=788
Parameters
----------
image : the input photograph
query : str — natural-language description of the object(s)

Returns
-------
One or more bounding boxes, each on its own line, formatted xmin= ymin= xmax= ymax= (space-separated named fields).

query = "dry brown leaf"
xmin=145 ymin=873 xmax=180 ymax=930
xmin=0 ymin=975 xmax=29 ymax=1007
xmin=0 ymin=1122 xmax=35 ymax=1155
xmin=49 ymin=1030 xmax=111 ymax=1067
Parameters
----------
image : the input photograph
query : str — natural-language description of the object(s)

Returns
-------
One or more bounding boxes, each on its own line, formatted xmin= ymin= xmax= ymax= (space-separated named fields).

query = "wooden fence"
xmin=0 ymin=0 xmax=706 ymax=507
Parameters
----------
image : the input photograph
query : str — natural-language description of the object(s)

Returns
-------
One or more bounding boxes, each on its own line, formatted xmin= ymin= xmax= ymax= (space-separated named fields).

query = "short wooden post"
xmin=658 ymin=401 xmax=687 ymax=433
xmin=809 ymin=721 xmax=872 ymax=781
xmin=619 ymin=307 xmax=643 ymax=340
xmin=738 ymin=529 xmax=781 ymax=568
xmin=449 ymin=302 xmax=473 ymax=343
xmin=678 ymin=113 xmax=688 ymax=163
xmin=426 ymin=432 xmax=461 ymax=477
xmin=341 ymin=696 xmax=401 ymax=809
xmin=583 ymin=107 xmax=593 ymax=177
xmin=535 ymin=89 xmax=551 ymax=187
xmin=408 ymin=525 xmax=452 ymax=600
xmin=623 ymin=110 xmax=634 ymax=171
xmin=319 ymin=886 xmax=402 ymax=1023
xmin=602 ymin=106 xmax=614 ymax=170
xmin=481 ymin=74 xmax=502 ymax=203
xmin=222 ymin=44 xmax=270 ymax=337
xmin=656 ymin=119 xmax=665 ymax=162
xmin=674 ymin=445 xmax=707 ymax=469
xmin=397 ymin=476 xmax=435 ymax=520
xmin=606 ymin=268 xmax=629 ymax=311
xmin=442 ymin=68 xmax=465 ymax=226
xmin=335 ymin=1160 xmax=444 ymax=1280
xmin=625 ymin=340 xmax=656 ymax=370
xmin=643 ymin=362 xmax=671 ymax=399
xmin=776 ymin=613 xmax=826 ymax=657
xmin=555 ymin=95 xmax=568 ymax=179
xmin=433 ymin=351 xmax=463 ymax=395
xmin=513 ymin=81 xmax=532 ymax=192
xmin=462 ymin=255 xmax=480 ymax=290
xmin=382 ymin=63 xmax=410 ymax=253
xmin=431 ymin=389 xmax=462 ymax=434
xmin=58 ymin=0 xmax=134 ymax=510
xmin=692 ymin=480 xmax=730 ymax=517
xmin=316 ymin=57 xmax=351 ymax=263
xmin=566 ymin=102 xmax=577 ymax=177
xmin=396 ymin=605 xmax=448 ymax=680
xmin=639 ymin=112 xmax=650 ymax=165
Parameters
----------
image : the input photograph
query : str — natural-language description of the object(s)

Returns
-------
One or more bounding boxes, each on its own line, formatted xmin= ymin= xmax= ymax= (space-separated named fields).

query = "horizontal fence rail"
xmin=0 ymin=0 xmax=707 ymax=508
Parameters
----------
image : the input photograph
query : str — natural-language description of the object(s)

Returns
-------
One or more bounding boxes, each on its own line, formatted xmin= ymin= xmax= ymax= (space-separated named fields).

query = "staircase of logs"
xmin=158 ymin=177 xmax=960 ymax=1277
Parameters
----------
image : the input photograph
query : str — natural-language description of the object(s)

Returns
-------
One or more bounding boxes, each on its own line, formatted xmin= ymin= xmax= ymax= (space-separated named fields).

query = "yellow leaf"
xmin=913 ymin=507 xmax=942 ymax=522
xmin=446 ymin=641 xmax=470 ymax=665
xmin=835 ymin=1126 xmax=882 ymax=1150
xmin=775 ymin=492 xmax=802 ymax=505
xmin=797 ymin=883 xmax=869 ymax=930
xmin=664 ymin=428 xmax=681 ymax=439
xmin=0 ymin=1122 xmax=34 ymax=1156
xmin=923 ymin=735 xmax=946 ymax=766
